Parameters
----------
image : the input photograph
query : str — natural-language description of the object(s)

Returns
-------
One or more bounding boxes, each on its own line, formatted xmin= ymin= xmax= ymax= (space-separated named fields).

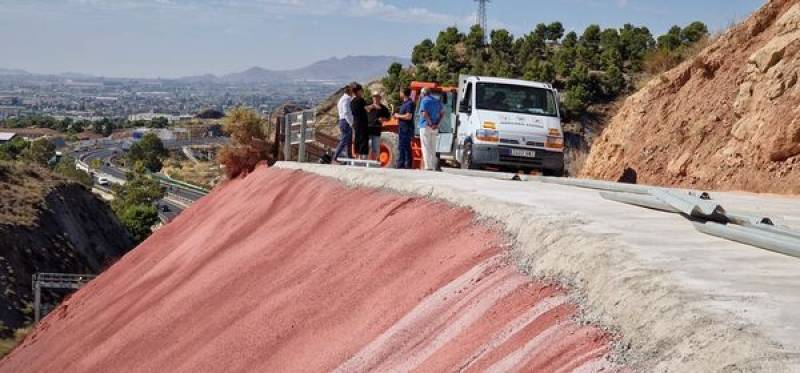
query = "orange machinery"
xmin=376 ymin=81 xmax=457 ymax=169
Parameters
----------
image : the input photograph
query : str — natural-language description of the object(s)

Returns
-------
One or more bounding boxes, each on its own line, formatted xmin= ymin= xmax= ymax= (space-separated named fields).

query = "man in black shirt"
xmin=350 ymin=84 xmax=370 ymax=159
xmin=366 ymin=91 xmax=390 ymax=161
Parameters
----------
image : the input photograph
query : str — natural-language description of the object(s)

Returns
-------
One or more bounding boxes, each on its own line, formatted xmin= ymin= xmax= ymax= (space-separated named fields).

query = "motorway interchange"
xmin=71 ymin=139 xmax=216 ymax=222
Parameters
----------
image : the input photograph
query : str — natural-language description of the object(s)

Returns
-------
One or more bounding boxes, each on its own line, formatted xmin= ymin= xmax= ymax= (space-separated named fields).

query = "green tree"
xmin=681 ymin=21 xmax=709 ymax=45
xmin=411 ymin=39 xmax=435 ymax=65
xmin=0 ymin=137 xmax=28 ymax=161
xmin=113 ymin=163 xmax=165 ymax=210
xmin=578 ymin=25 xmax=602 ymax=68
xmin=523 ymin=60 xmax=556 ymax=83
xmin=382 ymin=63 xmax=413 ymax=106
xmin=487 ymin=29 xmax=515 ymax=77
xmin=603 ymin=65 xmax=626 ymax=95
xmin=434 ymin=26 xmax=465 ymax=65
xmin=657 ymin=26 xmax=683 ymax=51
xmin=564 ymin=63 xmax=593 ymax=114
xmin=117 ymin=204 xmax=159 ymax=242
xmin=546 ymin=22 xmax=565 ymax=41
xmin=127 ymin=133 xmax=168 ymax=172
xmin=111 ymin=163 xmax=165 ymax=242
xmin=22 ymin=138 xmax=55 ymax=166
xmin=619 ymin=24 xmax=655 ymax=71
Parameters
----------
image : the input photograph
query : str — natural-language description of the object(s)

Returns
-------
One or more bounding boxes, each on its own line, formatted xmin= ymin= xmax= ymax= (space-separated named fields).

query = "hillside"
xmin=0 ymin=162 xmax=133 ymax=339
xmin=583 ymin=0 xmax=800 ymax=193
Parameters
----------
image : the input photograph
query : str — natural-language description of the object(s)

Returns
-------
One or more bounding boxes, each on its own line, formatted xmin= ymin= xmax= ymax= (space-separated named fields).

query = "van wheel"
xmin=379 ymin=132 xmax=399 ymax=168
xmin=461 ymin=141 xmax=479 ymax=170
xmin=543 ymin=167 xmax=564 ymax=177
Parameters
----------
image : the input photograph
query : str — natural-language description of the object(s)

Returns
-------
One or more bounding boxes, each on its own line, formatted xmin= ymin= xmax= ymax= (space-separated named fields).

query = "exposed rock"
xmin=583 ymin=0 xmax=800 ymax=194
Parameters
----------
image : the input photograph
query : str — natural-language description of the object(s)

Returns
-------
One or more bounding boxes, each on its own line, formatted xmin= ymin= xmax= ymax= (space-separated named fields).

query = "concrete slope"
xmin=0 ymin=167 xmax=621 ymax=373
xmin=276 ymin=163 xmax=800 ymax=372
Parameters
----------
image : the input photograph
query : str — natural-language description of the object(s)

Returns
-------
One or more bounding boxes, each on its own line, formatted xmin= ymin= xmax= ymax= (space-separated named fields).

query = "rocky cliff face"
xmin=0 ymin=164 xmax=133 ymax=334
xmin=583 ymin=0 xmax=800 ymax=193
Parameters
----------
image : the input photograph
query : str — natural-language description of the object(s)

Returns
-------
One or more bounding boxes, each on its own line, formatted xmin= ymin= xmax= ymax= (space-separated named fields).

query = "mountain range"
xmin=0 ymin=55 xmax=410 ymax=83
xmin=185 ymin=55 xmax=410 ymax=83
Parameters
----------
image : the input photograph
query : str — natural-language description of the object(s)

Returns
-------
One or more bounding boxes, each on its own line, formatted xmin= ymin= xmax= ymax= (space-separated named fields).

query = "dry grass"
xmin=0 ymin=162 xmax=68 ymax=227
xmin=162 ymin=159 xmax=223 ymax=189
xmin=0 ymin=327 xmax=30 ymax=358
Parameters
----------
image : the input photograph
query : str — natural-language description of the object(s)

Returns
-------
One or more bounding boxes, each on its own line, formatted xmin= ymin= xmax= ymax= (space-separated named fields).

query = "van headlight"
xmin=476 ymin=129 xmax=499 ymax=142
xmin=545 ymin=135 xmax=564 ymax=150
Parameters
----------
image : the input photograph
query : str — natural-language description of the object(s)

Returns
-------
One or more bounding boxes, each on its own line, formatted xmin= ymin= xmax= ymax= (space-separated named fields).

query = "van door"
xmin=436 ymin=91 xmax=457 ymax=154
xmin=455 ymin=81 xmax=474 ymax=162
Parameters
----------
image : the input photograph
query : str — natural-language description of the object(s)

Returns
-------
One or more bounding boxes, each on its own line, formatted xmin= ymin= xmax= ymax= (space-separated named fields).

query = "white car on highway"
xmin=97 ymin=176 xmax=110 ymax=186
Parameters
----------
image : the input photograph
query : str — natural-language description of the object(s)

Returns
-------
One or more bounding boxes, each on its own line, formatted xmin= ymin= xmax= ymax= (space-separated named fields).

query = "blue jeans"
xmin=396 ymin=125 xmax=413 ymax=169
xmin=332 ymin=119 xmax=352 ymax=161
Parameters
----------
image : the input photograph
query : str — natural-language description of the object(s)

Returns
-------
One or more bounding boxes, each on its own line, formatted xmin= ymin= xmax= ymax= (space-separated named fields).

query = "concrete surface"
xmin=276 ymin=162 xmax=800 ymax=372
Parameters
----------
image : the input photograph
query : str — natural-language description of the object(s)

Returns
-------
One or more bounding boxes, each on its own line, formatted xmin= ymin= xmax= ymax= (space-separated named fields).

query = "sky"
xmin=0 ymin=0 xmax=765 ymax=78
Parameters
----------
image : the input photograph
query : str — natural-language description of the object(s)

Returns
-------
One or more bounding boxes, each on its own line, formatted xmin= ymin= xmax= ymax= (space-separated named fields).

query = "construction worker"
xmin=331 ymin=83 xmax=355 ymax=164
xmin=418 ymin=87 xmax=443 ymax=171
xmin=366 ymin=90 xmax=390 ymax=161
xmin=392 ymin=87 xmax=414 ymax=169
xmin=350 ymin=84 xmax=370 ymax=160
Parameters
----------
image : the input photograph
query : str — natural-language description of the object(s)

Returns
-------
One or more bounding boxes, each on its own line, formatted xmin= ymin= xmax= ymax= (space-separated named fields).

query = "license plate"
xmin=510 ymin=149 xmax=536 ymax=158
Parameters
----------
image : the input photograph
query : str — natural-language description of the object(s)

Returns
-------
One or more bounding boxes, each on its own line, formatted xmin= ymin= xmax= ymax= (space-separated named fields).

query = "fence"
xmin=283 ymin=110 xmax=316 ymax=162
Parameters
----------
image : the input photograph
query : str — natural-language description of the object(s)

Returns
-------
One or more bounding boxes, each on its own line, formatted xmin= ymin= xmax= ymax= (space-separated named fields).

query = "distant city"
xmin=0 ymin=74 xmax=335 ymax=121
xmin=0 ymin=55 xmax=409 ymax=122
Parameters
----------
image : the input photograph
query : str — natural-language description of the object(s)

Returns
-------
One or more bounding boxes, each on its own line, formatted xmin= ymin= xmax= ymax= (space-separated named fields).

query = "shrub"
xmin=219 ymin=107 xmax=270 ymax=178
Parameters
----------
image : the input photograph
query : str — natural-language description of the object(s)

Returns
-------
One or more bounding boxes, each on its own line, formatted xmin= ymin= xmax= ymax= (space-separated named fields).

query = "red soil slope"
xmin=0 ymin=167 xmax=621 ymax=372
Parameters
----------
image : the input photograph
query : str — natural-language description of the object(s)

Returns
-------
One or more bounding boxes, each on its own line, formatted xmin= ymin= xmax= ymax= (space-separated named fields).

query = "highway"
xmin=72 ymin=138 xmax=217 ymax=222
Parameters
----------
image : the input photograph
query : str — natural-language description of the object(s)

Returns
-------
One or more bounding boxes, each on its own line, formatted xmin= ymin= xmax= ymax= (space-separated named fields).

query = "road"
xmin=72 ymin=138 xmax=217 ymax=222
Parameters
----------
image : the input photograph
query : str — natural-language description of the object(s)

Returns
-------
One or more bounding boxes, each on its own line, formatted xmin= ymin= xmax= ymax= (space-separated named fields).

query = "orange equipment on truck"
xmin=375 ymin=81 xmax=457 ymax=169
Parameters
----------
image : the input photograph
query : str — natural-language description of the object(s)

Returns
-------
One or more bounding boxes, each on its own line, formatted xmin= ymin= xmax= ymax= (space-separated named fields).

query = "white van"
xmin=438 ymin=75 xmax=565 ymax=176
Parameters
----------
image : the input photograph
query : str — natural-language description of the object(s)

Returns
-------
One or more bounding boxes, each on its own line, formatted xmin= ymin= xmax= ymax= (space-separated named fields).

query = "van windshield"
xmin=476 ymin=83 xmax=558 ymax=117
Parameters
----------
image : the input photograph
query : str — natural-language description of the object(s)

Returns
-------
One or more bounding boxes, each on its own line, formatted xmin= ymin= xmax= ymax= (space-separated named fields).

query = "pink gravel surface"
xmin=0 ymin=167 xmax=622 ymax=372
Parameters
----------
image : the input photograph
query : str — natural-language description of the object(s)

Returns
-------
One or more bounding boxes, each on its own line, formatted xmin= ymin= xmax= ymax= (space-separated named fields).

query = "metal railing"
xmin=32 ymin=273 xmax=96 ymax=323
xmin=283 ymin=110 xmax=316 ymax=162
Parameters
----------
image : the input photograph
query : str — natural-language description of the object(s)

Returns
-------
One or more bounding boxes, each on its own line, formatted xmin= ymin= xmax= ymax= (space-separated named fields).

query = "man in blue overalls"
xmin=392 ymin=87 xmax=415 ymax=169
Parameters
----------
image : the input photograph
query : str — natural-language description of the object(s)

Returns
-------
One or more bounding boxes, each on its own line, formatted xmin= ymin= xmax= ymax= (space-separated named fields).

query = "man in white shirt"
xmin=332 ymin=83 xmax=355 ymax=164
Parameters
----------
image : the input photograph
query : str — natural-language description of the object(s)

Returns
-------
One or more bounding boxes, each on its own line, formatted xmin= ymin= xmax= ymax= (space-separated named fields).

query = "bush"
xmin=117 ymin=204 xmax=159 ymax=242
xmin=53 ymin=156 xmax=92 ymax=186
xmin=219 ymin=107 xmax=270 ymax=178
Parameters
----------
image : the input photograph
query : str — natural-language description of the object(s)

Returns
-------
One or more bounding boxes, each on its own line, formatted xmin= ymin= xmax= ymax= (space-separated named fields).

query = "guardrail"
xmin=283 ymin=109 xmax=316 ymax=162
xmin=152 ymin=173 xmax=209 ymax=195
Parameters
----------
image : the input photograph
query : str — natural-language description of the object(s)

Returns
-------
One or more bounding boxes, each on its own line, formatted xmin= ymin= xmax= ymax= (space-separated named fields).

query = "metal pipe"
xmin=599 ymin=191 xmax=676 ymax=213
xmin=442 ymin=168 xmax=526 ymax=181
xmin=530 ymin=176 xmax=653 ymax=195
xmin=693 ymin=222 xmax=800 ymax=259
xmin=298 ymin=112 xmax=308 ymax=163
xmin=649 ymin=189 xmax=726 ymax=220
xmin=283 ymin=114 xmax=292 ymax=161
xmin=747 ymin=223 xmax=800 ymax=241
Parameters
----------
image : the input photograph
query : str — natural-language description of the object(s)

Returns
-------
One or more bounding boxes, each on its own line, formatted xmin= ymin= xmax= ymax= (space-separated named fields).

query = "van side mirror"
xmin=459 ymin=101 xmax=471 ymax=114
